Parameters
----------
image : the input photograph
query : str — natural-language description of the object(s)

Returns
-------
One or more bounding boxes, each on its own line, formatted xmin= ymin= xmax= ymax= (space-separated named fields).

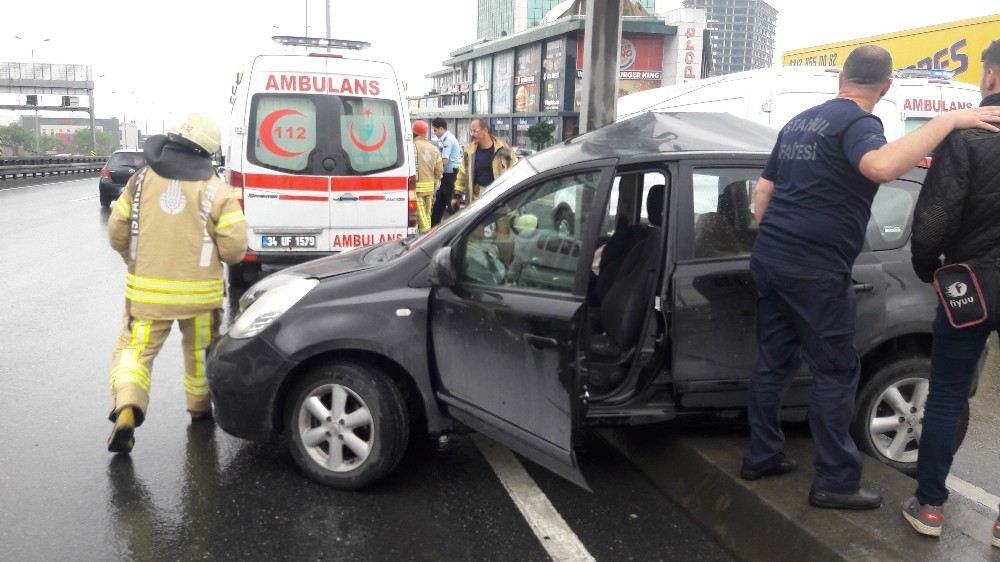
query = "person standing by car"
xmin=452 ymin=118 xmax=518 ymax=209
xmin=105 ymin=113 xmax=247 ymax=454
xmin=412 ymin=120 xmax=442 ymax=233
xmin=742 ymin=44 xmax=1000 ymax=510
xmin=430 ymin=117 xmax=462 ymax=226
xmin=903 ymin=39 xmax=1000 ymax=540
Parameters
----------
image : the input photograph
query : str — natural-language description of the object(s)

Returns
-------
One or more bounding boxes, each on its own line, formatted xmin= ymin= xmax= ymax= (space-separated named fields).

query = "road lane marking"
xmin=948 ymin=475 xmax=1000 ymax=512
xmin=71 ymin=194 xmax=99 ymax=202
xmin=0 ymin=179 xmax=88 ymax=191
xmin=472 ymin=434 xmax=595 ymax=562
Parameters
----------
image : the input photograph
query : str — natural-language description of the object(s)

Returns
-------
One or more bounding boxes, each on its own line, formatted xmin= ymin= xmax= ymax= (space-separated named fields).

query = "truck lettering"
xmin=904 ymin=39 xmax=969 ymax=77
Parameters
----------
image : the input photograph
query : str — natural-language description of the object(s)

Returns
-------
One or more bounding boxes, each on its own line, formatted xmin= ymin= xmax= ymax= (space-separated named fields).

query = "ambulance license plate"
xmin=261 ymin=235 xmax=316 ymax=248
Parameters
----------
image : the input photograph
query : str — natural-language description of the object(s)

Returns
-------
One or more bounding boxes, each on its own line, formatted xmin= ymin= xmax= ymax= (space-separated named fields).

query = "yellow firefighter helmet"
xmin=167 ymin=112 xmax=221 ymax=155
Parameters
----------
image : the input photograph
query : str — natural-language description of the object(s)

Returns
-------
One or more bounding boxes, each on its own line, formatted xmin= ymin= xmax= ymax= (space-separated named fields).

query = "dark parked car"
xmin=206 ymin=112 xmax=981 ymax=490
xmin=98 ymin=150 xmax=146 ymax=208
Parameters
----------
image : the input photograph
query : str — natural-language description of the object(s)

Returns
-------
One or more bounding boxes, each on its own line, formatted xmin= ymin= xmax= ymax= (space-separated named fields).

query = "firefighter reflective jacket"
xmin=108 ymin=167 xmax=247 ymax=320
xmin=455 ymin=135 xmax=518 ymax=204
xmin=414 ymin=136 xmax=443 ymax=193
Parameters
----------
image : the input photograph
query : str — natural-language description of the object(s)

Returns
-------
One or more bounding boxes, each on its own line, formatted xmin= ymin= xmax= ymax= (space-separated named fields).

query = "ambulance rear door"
xmin=242 ymin=54 xmax=334 ymax=256
xmin=325 ymin=58 xmax=412 ymax=252
xmin=893 ymin=79 xmax=981 ymax=140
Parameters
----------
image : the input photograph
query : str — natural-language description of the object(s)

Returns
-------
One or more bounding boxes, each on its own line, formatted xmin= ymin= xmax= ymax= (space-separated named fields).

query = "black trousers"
xmin=743 ymin=256 xmax=863 ymax=493
xmin=431 ymin=171 xmax=457 ymax=226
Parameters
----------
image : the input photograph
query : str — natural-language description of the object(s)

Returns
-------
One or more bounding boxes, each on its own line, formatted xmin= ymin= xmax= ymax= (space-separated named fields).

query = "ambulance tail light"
xmin=100 ymin=167 xmax=111 ymax=179
xmin=228 ymin=170 xmax=245 ymax=209
xmin=917 ymin=157 xmax=933 ymax=169
xmin=407 ymin=175 xmax=418 ymax=229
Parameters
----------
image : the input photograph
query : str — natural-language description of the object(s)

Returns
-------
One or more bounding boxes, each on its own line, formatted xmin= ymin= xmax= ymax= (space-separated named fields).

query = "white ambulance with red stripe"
xmin=225 ymin=37 xmax=417 ymax=286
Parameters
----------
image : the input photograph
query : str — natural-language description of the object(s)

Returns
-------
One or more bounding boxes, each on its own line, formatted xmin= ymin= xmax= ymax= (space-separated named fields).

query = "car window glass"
xmin=690 ymin=168 xmax=761 ymax=259
xmin=109 ymin=153 xmax=145 ymax=168
xmin=867 ymin=181 xmax=917 ymax=250
xmin=459 ymin=171 xmax=600 ymax=293
xmin=251 ymin=96 xmax=317 ymax=172
xmin=339 ymin=98 xmax=400 ymax=173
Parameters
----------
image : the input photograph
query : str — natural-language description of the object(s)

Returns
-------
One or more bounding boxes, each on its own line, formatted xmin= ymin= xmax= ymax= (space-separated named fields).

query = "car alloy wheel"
xmin=866 ymin=376 xmax=927 ymax=464
xmin=297 ymin=383 xmax=374 ymax=472
xmin=285 ymin=362 xmax=409 ymax=489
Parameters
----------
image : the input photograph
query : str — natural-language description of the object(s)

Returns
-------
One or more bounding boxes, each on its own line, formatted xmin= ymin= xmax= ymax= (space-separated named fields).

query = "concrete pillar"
xmin=580 ymin=0 xmax=622 ymax=133
xmin=88 ymin=90 xmax=97 ymax=154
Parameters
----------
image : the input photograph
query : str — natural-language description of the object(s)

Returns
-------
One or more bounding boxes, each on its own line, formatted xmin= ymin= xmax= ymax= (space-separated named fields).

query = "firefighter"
xmin=412 ymin=120 xmax=442 ymax=232
xmin=105 ymin=112 xmax=247 ymax=454
xmin=452 ymin=118 xmax=518 ymax=208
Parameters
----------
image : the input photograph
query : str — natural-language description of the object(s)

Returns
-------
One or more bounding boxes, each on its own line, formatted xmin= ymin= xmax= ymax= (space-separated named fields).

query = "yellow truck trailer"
xmin=782 ymin=14 xmax=1000 ymax=85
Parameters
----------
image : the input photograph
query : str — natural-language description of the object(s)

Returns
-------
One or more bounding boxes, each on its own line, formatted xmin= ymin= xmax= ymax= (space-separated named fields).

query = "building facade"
xmin=478 ymin=0 xmax=658 ymax=40
xmin=413 ymin=10 xmax=708 ymax=150
xmin=19 ymin=115 xmax=120 ymax=152
xmin=682 ymin=0 xmax=776 ymax=76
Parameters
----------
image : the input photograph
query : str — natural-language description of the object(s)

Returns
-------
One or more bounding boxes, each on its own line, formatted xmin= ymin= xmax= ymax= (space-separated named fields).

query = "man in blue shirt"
xmin=431 ymin=117 xmax=462 ymax=226
xmin=741 ymin=45 xmax=1000 ymax=511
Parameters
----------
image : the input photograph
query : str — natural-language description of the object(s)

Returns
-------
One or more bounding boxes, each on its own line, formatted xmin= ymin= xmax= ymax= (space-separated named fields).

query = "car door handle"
xmin=853 ymin=282 xmax=874 ymax=292
xmin=525 ymin=334 xmax=558 ymax=350
xmin=336 ymin=194 xmax=358 ymax=201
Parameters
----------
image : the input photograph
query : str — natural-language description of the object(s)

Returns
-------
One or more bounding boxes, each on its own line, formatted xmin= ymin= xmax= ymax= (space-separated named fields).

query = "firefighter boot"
xmin=107 ymin=406 xmax=136 ymax=453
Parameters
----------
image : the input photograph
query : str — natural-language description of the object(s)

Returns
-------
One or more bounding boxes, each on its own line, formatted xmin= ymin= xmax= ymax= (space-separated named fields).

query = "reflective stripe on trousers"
xmin=108 ymin=311 xmax=218 ymax=417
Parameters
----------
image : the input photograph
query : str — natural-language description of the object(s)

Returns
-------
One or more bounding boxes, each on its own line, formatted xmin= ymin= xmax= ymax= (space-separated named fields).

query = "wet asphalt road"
xmin=0 ymin=177 xmax=732 ymax=562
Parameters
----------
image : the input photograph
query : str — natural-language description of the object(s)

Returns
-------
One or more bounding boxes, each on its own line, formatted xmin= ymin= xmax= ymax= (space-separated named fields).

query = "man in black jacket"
xmin=904 ymin=39 xmax=1000 ymax=541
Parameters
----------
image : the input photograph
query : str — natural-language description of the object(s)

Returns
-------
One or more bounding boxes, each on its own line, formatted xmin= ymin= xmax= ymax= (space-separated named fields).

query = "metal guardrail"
xmin=0 ymin=156 xmax=106 ymax=180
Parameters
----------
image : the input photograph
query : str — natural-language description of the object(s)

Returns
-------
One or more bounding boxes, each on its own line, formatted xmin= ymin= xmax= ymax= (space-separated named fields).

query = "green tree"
xmin=0 ymin=124 xmax=37 ymax=152
xmin=526 ymin=121 xmax=556 ymax=151
xmin=71 ymin=128 xmax=114 ymax=155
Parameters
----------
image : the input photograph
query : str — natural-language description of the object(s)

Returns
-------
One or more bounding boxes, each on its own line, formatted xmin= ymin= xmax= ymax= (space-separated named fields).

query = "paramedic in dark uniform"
xmin=741 ymin=44 xmax=1000 ymax=511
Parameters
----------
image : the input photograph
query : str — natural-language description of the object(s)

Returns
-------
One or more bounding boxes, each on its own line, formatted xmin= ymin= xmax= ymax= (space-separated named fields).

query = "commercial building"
xmin=410 ymin=7 xmax=709 ymax=149
xmin=783 ymin=13 xmax=1000 ymax=86
xmin=477 ymin=0 xmax=657 ymax=40
xmin=19 ymin=115 xmax=120 ymax=152
xmin=681 ymin=0 xmax=776 ymax=76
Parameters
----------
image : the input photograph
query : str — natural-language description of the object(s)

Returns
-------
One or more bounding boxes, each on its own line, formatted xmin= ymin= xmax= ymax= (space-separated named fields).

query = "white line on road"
xmin=0 ymin=179 xmax=85 ymax=191
xmin=472 ymin=434 xmax=595 ymax=562
xmin=948 ymin=475 xmax=1000 ymax=512
xmin=70 ymin=194 xmax=98 ymax=202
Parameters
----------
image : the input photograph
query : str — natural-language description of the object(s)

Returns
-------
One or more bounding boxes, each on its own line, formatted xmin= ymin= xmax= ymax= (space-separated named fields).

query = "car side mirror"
xmin=429 ymin=247 xmax=457 ymax=287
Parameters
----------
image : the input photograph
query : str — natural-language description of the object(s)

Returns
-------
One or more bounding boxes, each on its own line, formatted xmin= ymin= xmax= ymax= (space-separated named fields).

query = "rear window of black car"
xmin=108 ymin=153 xmax=146 ymax=168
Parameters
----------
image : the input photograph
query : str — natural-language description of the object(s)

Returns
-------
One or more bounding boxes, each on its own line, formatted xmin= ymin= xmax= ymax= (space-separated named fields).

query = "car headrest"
xmin=646 ymin=184 xmax=665 ymax=227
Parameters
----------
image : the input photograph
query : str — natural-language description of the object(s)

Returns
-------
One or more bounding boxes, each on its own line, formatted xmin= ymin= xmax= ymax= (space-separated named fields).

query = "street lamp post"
xmin=14 ymin=35 xmax=51 ymax=154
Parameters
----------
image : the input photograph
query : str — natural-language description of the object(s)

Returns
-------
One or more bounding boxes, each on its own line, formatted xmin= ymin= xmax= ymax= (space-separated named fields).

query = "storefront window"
xmin=514 ymin=116 xmax=535 ymax=149
xmin=542 ymin=39 xmax=565 ymax=112
xmin=491 ymin=117 xmax=512 ymax=146
xmin=492 ymin=51 xmax=514 ymax=114
xmin=514 ymin=45 xmax=540 ymax=113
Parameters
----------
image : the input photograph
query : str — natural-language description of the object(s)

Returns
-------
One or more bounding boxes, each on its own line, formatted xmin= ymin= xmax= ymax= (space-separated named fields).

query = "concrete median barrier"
xmin=597 ymin=426 xmax=996 ymax=561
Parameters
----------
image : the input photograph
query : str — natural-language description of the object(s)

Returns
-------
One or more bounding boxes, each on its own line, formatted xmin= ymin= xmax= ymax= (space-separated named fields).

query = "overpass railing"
xmin=0 ymin=156 xmax=107 ymax=180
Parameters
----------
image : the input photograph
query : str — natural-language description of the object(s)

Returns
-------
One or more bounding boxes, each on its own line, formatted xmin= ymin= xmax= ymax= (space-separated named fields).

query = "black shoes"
xmin=740 ymin=452 xmax=798 ymax=481
xmin=809 ymin=487 xmax=882 ymax=510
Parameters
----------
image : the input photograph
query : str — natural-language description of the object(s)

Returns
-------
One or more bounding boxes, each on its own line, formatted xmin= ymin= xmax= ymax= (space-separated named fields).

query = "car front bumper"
xmin=206 ymin=332 xmax=296 ymax=442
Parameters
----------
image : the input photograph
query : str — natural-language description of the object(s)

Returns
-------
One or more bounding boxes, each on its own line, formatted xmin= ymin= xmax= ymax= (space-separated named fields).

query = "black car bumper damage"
xmin=206 ymin=333 xmax=295 ymax=442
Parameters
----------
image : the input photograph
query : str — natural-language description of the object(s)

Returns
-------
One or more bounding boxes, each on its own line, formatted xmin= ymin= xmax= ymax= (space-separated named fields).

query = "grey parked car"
xmin=206 ymin=112 xmax=980 ymax=489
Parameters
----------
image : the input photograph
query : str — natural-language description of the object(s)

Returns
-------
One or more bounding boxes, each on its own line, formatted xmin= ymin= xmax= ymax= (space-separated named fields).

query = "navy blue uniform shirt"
xmin=754 ymin=98 xmax=888 ymax=273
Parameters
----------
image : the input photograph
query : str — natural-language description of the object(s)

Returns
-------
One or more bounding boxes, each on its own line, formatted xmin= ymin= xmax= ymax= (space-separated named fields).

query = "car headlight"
xmin=229 ymin=276 xmax=318 ymax=339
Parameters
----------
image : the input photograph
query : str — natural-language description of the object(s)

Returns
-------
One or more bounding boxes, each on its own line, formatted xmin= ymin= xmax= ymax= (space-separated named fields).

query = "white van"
xmin=226 ymin=37 xmax=417 ymax=286
xmin=616 ymin=66 xmax=980 ymax=141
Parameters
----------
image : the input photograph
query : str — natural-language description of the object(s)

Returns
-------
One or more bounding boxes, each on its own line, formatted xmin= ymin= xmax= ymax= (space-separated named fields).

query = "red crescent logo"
xmin=348 ymin=123 xmax=388 ymax=152
xmin=259 ymin=109 xmax=305 ymax=157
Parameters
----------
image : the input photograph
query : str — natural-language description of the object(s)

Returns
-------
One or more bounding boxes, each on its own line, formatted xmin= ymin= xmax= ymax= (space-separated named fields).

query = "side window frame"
xmin=451 ymin=164 xmax=616 ymax=298
xmin=675 ymin=158 xmax=768 ymax=263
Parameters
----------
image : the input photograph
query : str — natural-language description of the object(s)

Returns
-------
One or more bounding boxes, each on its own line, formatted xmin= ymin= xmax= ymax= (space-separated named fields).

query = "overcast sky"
xmin=1 ymin=0 xmax=996 ymax=134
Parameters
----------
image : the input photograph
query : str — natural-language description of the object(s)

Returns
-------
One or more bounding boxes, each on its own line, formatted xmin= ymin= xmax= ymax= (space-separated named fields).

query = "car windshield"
xmin=109 ymin=153 xmax=145 ymax=168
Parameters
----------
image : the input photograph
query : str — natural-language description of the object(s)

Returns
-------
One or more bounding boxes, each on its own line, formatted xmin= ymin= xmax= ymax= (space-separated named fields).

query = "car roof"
xmin=527 ymin=112 xmax=778 ymax=172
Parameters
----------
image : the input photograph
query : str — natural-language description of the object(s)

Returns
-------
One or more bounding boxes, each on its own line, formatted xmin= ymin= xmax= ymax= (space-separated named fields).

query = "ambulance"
xmin=615 ymin=65 xmax=982 ymax=141
xmin=225 ymin=36 xmax=417 ymax=286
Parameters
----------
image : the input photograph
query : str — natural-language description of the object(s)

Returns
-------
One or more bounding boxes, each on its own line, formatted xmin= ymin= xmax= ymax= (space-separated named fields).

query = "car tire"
xmin=100 ymin=192 xmax=114 ymax=209
xmin=284 ymin=361 xmax=409 ymax=489
xmin=851 ymin=355 xmax=969 ymax=476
